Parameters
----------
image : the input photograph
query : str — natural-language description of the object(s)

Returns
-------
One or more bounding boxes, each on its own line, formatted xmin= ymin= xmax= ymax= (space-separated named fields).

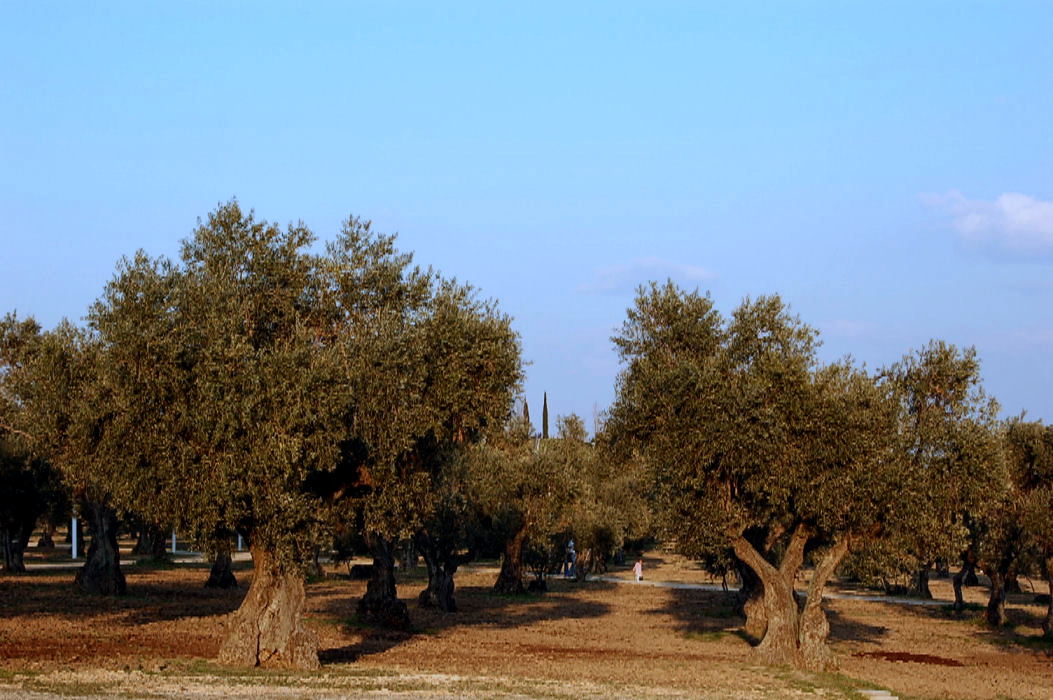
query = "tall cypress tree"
xmin=542 ymin=392 xmax=549 ymax=439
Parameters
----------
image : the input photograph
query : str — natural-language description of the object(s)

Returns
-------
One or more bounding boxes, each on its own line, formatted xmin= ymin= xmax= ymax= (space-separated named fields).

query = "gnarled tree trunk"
xmin=910 ymin=563 xmax=932 ymax=599
xmin=952 ymin=565 xmax=968 ymax=612
xmin=414 ymin=531 xmax=463 ymax=612
xmin=797 ymin=538 xmax=850 ymax=671
xmin=132 ymin=522 xmax=169 ymax=561
xmin=736 ymin=561 xmax=768 ymax=641
xmin=357 ymin=534 xmax=410 ymax=629
xmin=36 ymin=519 xmax=56 ymax=549
xmin=493 ymin=527 xmax=526 ymax=595
xmin=205 ymin=550 xmax=238 ymax=589
xmin=732 ymin=525 xmax=848 ymax=672
xmin=986 ymin=571 xmax=1007 ymax=626
xmin=1 ymin=523 xmax=31 ymax=573
xmin=75 ymin=501 xmax=126 ymax=595
xmin=1043 ymin=554 xmax=1053 ymax=637
xmin=218 ymin=545 xmax=318 ymax=669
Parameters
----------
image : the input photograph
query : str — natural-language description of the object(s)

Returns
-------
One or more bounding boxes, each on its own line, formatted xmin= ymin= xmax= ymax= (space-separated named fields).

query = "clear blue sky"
xmin=3 ymin=2 xmax=1052 ymax=426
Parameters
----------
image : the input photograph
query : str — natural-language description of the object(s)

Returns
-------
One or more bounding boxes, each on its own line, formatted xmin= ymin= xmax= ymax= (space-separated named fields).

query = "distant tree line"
xmin=1 ymin=203 xmax=1050 ymax=673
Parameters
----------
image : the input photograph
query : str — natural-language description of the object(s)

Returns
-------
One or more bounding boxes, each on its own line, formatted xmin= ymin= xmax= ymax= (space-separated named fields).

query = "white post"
xmin=171 ymin=530 xmax=177 ymax=554
xmin=236 ymin=533 xmax=243 ymax=551
xmin=71 ymin=516 xmax=78 ymax=559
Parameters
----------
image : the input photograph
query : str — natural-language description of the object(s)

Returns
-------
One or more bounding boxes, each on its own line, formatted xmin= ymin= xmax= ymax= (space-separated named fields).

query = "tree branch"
xmin=778 ymin=521 xmax=812 ymax=578
xmin=802 ymin=536 xmax=851 ymax=614
xmin=0 ymin=422 xmax=34 ymax=441
xmin=732 ymin=533 xmax=779 ymax=581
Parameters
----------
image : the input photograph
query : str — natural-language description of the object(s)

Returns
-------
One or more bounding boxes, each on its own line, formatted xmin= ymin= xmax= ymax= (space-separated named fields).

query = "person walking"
xmin=633 ymin=557 xmax=643 ymax=582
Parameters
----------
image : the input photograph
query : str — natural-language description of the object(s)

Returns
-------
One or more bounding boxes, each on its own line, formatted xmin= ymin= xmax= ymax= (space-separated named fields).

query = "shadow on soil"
xmin=649 ymin=585 xmax=892 ymax=648
xmin=0 ymin=561 xmax=248 ymax=625
xmin=315 ymin=575 xmax=617 ymax=665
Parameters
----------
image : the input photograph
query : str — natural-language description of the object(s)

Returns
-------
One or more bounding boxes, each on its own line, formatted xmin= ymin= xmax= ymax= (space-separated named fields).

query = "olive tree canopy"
xmin=607 ymin=282 xmax=906 ymax=670
xmin=87 ymin=201 xmax=521 ymax=667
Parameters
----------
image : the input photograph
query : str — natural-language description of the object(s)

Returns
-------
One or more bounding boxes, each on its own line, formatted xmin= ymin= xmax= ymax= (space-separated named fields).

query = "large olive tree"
xmin=87 ymin=202 xmax=520 ymax=668
xmin=607 ymin=282 xmax=905 ymax=671
xmin=0 ymin=315 xmax=128 ymax=594
xmin=883 ymin=341 xmax=1002 ymax=599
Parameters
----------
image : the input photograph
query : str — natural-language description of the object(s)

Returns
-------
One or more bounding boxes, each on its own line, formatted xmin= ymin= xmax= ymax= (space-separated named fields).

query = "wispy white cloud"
xmin=923 ymin=190 xmax=1053 ymax=260
xmin=577 ymin=256 xmax=714 ymax=294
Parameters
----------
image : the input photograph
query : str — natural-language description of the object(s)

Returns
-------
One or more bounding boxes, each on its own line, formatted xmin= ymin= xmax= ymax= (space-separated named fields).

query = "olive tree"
xmin=607 ymin=283 xmax=905 ymax=670
xmin=1003 ymin=420 xmax=1053 ymax=635
xmin=883 ymin=341 xmax=1002 ymax=599
xmin=0 ymin=315 xmax=128 ymax=594
xmin=467 ymin=415 xmax=579 ymax=595
xmin=87 ymin=202 xmax=520 ymax=667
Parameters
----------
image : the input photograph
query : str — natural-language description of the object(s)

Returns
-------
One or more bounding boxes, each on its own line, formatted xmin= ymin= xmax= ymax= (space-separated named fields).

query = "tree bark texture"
xmin=734 ymin=560 xmax=768 ymax=641
xmin=911 ymin=564 xmax=933 ymax=599
xmin=797 ymin=538 xmax=850 ymax=671
xmin=731 ymin=526 xmax=848 ymax=672
xmin=217 ymin=545 xmax=318 ymax=669
xmin=357 ymin=534 xmax=410 ymax=629
xmin=205 ymin=550 xmax=238 ymax=589
xmin=952 ymin=565 xmax=967 ymax=613
xmin=414 ymin=532 xmax=462 ymax=613
xmin=74 ymin=501 xmax=126 ymax=595
xmin=1 ymin=523 xmax=31 ymax=573
xmin=132 ymin=523 xmax=169 ymax=561
xmin=36 ymin=521 xmax=56 ymax=549
xmin=1043 ymin=554 xmax=1053 ymax=637
xmin=986 ymin=571 xmax=1007 ymax=626
xmin=1 ymin=499 xmax=39 ymax=573
xmin=493 ymin=527 xmax=527 ymax=595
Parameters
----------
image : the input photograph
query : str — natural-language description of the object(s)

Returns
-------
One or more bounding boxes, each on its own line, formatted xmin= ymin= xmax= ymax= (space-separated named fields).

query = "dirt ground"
xmin=1 ymin=546 xmax=1051 ymax=699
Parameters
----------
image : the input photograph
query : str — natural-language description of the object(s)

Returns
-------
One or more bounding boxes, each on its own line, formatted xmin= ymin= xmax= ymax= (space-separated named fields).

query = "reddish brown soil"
xmin=2 ymin=548 xmax=1052 ymax=698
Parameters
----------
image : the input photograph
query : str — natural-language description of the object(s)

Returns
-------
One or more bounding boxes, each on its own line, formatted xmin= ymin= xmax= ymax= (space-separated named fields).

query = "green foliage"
xmin=4 ymin=201 xmax=523 ymax=575
xmin=607 ymin=282 xmax=904 ymax=566
xmin=853 ymin=341 xmax=1004 ymax=580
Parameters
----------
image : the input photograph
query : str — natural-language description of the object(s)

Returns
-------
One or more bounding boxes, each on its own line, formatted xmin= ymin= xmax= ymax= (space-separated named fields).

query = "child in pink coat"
xmin=633 ymin=558 xmax=643 ymax=582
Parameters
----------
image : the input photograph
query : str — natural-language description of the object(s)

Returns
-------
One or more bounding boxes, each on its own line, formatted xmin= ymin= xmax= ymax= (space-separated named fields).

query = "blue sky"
xmin=2 ymin=2 xmax=1052 ymax=426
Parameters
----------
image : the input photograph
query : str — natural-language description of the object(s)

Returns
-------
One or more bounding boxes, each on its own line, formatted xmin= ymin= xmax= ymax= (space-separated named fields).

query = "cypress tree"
xmin=542 ymin=392 xmax=549 ymax=439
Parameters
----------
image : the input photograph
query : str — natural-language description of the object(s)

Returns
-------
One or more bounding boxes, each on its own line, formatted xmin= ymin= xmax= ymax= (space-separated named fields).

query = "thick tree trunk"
xmin=36 ymin=520 xmax=56 ymax=549
xmin=798 ymin=538 xmax=850 ymax=671
xmin=986 ymin=571 xmax=1007 ymax=627
xmin=74 ymin=502 xmax=126 ymax=595
xmin=217 ymin=545 xmax=318 ymax=669
xmin=574 ymin=548 xmax=592 ymax=583
xmin=357 ymin=534 xmax=410 ymax=629
xmin=1043 ymin=555 xmax=1053 ymax=637
xmin=736 ymin=560 xmax=768 ymax=641
xmin=732 ymin=526 xmax=849 ymax=671
xmin=416 ymin=542 xmax=458 ymax=612
xmin=420 ymin=565 xmax=457 ymax=612
xmin=1 ymin=516 xmax=33 ymax=573
xmin=910 ymin=564 xmax=932 ymax=599
xmin=732 ymin=526 xmax=804 ymax=668
xmin=132 ymin=523 xmax=169 ymax=561
xmin=493 ymin=528 xmax=527 ymax=595
xmin=205 ymin=550 xmax=238 ymax=589
xmin=1004 ymin=572 xmax=1022 ymax=594
xmin=952 ymin=565 xmax=968 ymax=613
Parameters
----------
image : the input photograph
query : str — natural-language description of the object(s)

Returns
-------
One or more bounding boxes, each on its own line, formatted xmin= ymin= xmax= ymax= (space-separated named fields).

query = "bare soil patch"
xmin=1 ymin=548 xmax=1051 ymax=698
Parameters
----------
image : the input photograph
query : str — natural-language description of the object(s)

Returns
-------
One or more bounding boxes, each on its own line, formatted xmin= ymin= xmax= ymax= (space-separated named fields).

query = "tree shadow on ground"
xmin=824 ymin=606 xmax=890 ymax=644
xmin=648 ymin=585 xmax=892 ymax=650
xmin=888 ymin=596 xmax=1053 ymax=655
xmin=313 ymin=575 xmax=616 ymax=665
xmin=0 ymin=564 xmax=247 ymax=625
